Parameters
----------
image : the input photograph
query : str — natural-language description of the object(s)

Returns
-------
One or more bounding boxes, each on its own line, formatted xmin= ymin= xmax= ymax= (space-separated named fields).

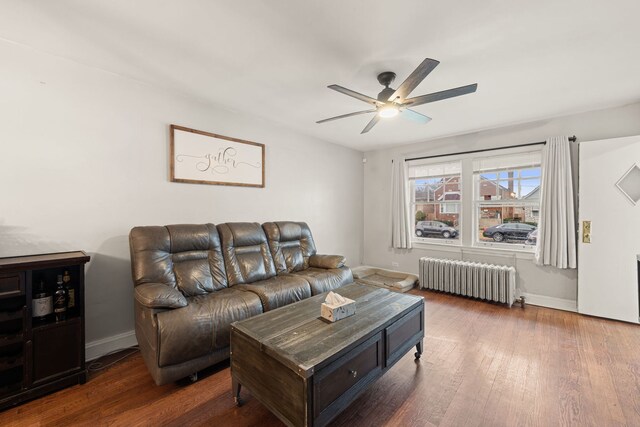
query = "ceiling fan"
xmin=317 ymin=58 xmax=478 ymax=134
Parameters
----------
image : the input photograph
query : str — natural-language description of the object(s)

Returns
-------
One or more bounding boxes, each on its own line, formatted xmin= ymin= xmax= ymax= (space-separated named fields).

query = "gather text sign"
xmin=170 ymin=125 xmax=265 ymax=188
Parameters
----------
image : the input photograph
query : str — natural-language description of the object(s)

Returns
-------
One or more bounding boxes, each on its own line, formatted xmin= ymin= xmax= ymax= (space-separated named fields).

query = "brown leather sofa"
xmin=129 ymin=221 xmax=352 ymax=385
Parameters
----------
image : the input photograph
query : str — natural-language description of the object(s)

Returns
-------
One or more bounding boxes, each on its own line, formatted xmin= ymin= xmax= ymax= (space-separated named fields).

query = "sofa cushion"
xmin=262 ymin=222 xmax=317 ymax=273
xmin=291 ymin=266 xmax=353 ymax=295
xmin=167 ymin=224 xmax=227 ymax=296
xmin=155 ymin=288 xmax=263 ymax=367
xmin=130 ymin=226 xmax=177 ymax=288
xmin=129 ymin=224 xmax=228 ymax=297
xmin=309 ymin=254 xmax=346 ymax=269
xmin=218 ymin=222 xmax=277 ymax=286
xmin=236 ymin=275 xmax=311 ymax=311
xmin=134 ymin=283 xmax=188 ymax=309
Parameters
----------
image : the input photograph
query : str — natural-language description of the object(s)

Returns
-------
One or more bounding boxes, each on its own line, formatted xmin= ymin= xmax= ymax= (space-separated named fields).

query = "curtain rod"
xmin=403 ymin=135 xmax=577 ymax=162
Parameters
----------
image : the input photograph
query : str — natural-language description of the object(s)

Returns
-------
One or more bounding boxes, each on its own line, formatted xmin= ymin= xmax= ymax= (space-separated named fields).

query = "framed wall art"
xmin=170 ymin=124 xmax=265 ymax=187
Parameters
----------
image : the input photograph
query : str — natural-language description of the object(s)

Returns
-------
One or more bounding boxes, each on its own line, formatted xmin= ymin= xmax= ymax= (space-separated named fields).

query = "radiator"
xmin=419 ymin=257 xmax=517 ymax=307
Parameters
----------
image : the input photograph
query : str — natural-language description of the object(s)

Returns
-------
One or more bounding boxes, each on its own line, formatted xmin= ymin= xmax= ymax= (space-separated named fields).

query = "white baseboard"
xmin=521 ymin=292 xmax=577 ymax=312
xmin=85 ymin=330 xmax=138 ymax=361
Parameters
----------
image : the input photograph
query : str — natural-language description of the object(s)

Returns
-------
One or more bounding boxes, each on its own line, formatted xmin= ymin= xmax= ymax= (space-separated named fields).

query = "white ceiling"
xmin=2 ymin=0 xmax=640 ymax=151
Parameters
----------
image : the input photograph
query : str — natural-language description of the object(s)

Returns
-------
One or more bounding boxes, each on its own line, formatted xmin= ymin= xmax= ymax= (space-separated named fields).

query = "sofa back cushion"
xmin=129 ymin=224 xmax=227 ymax=297
xmin=130 ymin=226 xmax=177 ymax=288
xmin=218 ymin=222 xmax=277 ymax=285
xmin=262 ymin=222 xmax=317 ymax=273
xmin=166 ymin=224 xmax=228 ymax=295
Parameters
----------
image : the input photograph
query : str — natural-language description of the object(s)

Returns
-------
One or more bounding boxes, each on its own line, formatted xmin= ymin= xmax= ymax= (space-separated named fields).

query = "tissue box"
xmin=321 ymin=297 xmax=356 ymax=322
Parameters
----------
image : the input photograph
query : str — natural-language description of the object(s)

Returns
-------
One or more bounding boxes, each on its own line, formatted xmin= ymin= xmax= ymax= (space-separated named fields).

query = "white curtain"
xmin=390 ymin=157 xmax=412 ymax=249
xmin=535 ymin=136 xmax=577 ymax=268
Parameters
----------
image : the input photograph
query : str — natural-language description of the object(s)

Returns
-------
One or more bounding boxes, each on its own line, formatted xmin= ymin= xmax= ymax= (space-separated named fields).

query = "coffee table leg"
xmin=232 ymin=378 xmax=242 ymax=406
xmin=414 ymin=340 xmax=423 ymax=360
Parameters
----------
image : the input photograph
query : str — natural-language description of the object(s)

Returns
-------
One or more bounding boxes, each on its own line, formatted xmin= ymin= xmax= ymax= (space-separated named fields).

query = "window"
xmin=439 ymin=192 xmax=460 ymax=213
xmin=409 ymin=161 xmax=461 ymax=243
xmin=473 ymin=151 xmax=541 ymax=249
xmin=404 ymin=147 xmax=542 ymax=253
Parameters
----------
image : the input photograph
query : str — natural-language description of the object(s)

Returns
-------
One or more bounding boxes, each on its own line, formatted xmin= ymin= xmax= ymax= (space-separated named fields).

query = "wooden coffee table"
xmin=230 ymin=282 xmax=424 ymax=427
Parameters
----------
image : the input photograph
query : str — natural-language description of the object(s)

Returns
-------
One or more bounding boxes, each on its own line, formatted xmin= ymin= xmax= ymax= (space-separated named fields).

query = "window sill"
xmin=412 ymin=238 xmax=461 ymax=249
xmin=474 ymin=241 xmax=535 ymax=252
xmin=411 ymin=240 xmax=536 ymax=260
xmin=468 ymin=244 xmax=536 ymax=260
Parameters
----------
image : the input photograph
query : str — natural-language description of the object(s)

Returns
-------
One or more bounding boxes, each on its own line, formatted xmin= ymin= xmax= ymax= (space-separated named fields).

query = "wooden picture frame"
xmin=170 ymin=124 xmax=265 ymax=188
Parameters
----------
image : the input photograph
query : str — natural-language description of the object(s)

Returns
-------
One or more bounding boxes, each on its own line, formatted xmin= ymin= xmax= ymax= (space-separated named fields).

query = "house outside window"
xmin=409 ymin=161 xmax=461 ymax=243
xmin=473 ymin=151 xmax=541 ymax=250
xmin=439 ymin=192 xmax=460 ymax=214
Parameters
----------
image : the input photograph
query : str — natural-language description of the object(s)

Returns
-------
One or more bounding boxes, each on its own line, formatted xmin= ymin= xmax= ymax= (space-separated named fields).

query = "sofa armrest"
xmin=134 ymin=283 xmax=188 ymax=309
xmin=309 ymin=254 xmax=346 ymax=269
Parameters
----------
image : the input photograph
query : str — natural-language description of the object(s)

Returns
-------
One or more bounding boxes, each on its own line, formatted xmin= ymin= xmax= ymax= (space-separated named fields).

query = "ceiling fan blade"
xmin=316 ymin=109 xmax=376 ymax=124
xmin=361 ymin=115 xmax=381 ymax=134
xmin=401 ymin=109 xmax=432 ymax=124
xmin=328 ymin=85 xmax=381 ymax=106
xmin=388 ymin=58 xmax=440 ymax=102
xmin=404 ymin=83 xmax=478 ymax=107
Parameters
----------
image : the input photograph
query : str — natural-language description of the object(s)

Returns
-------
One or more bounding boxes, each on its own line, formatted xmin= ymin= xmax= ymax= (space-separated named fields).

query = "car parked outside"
xmin=415 ymin=221 xmax=458 ymax=239
xmin=482 ymin=223 xmax=536 ymax=242
xmin=526 ymin=228 xmax=538 ymax=245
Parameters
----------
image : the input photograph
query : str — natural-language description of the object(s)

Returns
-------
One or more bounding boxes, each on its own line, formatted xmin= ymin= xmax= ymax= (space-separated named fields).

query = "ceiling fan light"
xmin=378 ymin=105 xmax=399 ymax=118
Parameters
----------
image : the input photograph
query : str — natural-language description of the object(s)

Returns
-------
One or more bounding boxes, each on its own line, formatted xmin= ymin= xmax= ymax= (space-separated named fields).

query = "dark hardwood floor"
xmin=2 ymin=289 xmax=639 ymax=426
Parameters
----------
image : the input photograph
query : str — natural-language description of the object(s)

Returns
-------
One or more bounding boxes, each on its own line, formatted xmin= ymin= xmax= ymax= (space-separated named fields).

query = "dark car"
xmin=415 ymin=221 xmax=458 ymax=239
xmin=526 ymin=229 xmax=538 ymax=245
xmin=482 ymin=223 xmax=536 ymax=242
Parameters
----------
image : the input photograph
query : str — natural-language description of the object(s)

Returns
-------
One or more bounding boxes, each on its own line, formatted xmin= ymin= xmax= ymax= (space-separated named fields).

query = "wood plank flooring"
xmin=2 ymin=289 xmax=639 ymax=426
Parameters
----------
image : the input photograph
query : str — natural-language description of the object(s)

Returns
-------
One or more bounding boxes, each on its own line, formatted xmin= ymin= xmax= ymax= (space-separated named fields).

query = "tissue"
xmin=325 ymin=291 xmax=346 ymax=305
xmin=321 ymin=291 xmax=356 ymax=322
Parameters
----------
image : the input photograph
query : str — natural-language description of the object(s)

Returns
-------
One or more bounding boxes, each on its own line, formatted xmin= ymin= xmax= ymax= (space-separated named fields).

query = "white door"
xmin=578 ymin=135 xmax=640 ymax=323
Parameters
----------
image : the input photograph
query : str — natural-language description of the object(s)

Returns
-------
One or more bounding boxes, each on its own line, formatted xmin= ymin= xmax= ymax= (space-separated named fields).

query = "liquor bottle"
xmin=32 ymin=280 xmax=53 ymax=321
xmin=63 ymin=270 xmax=75 ymax=309
xmin=54 ymin=274 xmax=68 ymax=322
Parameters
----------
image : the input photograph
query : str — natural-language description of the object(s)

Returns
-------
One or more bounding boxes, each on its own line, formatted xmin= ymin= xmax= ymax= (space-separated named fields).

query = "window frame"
xmin=408 ymin=161 xmax=462 ymax=246
xmin=405 ymin=145 xmax=542 ymax=254
xmin=472 ymin=151 xmax=541 ymax=252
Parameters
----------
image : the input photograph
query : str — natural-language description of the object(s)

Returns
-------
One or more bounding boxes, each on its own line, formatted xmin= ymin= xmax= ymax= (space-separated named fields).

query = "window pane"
xmin=414 ymin=204 xmax=460 ymax=240
xmin=473 ymin=151 xmax=542 ymax=173
xmin=409 ymin=160 xmax=462 ymax=243
xmin=483 ymin=174 xmax=541 ymax=200
xmin=477 ymin=205 xmax=538 ymax=245
xmin=521 ymin=168 xmax=541 ymax=178
xmin=478 ymin=178 xmax=502 ymax=200
xmin=409 ymin=161 xmax=461 ymax=179
xmin=474 ymin=151 xmax=540 ymax=249
xmin=440 ymin=202 xmax=460 ymax=214
xmin=520 ymin=184 xmax=540 ymax=199
xmin=481 ymin=172 xmax=497 ymax=180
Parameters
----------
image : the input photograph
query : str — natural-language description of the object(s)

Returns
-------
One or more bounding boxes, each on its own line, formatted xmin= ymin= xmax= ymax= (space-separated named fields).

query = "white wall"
xmin=0 ymin=40 xmax=364 ymax=352
xmin=363 ymin=101 xmax=640 ymax=307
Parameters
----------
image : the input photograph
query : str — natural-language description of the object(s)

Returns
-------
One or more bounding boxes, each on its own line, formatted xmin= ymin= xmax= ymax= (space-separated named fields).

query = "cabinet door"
xmin=314 ymin=332 xmax=383 ymax=426
xmin=0 ymin=273 xmax=24 ymax=298
xmin=32 ymin=318 xmax=82 ymax=384
xmin=385 ymin=306 xmax=423 ymax=366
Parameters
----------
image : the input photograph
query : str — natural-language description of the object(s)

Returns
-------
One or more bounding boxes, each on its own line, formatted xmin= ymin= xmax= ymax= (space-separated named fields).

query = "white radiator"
xmin=419 ymin=257 xmax=517 ymax=307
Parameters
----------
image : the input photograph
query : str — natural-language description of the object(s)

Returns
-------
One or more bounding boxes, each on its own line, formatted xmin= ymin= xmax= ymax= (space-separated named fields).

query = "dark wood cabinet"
xmin=0 ymin=251 xmax=90 ymax=411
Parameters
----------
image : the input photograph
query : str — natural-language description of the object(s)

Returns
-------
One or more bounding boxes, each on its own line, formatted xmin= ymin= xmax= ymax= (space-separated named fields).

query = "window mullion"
xmin=461 ymin=157 xmax=473 ymax=247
